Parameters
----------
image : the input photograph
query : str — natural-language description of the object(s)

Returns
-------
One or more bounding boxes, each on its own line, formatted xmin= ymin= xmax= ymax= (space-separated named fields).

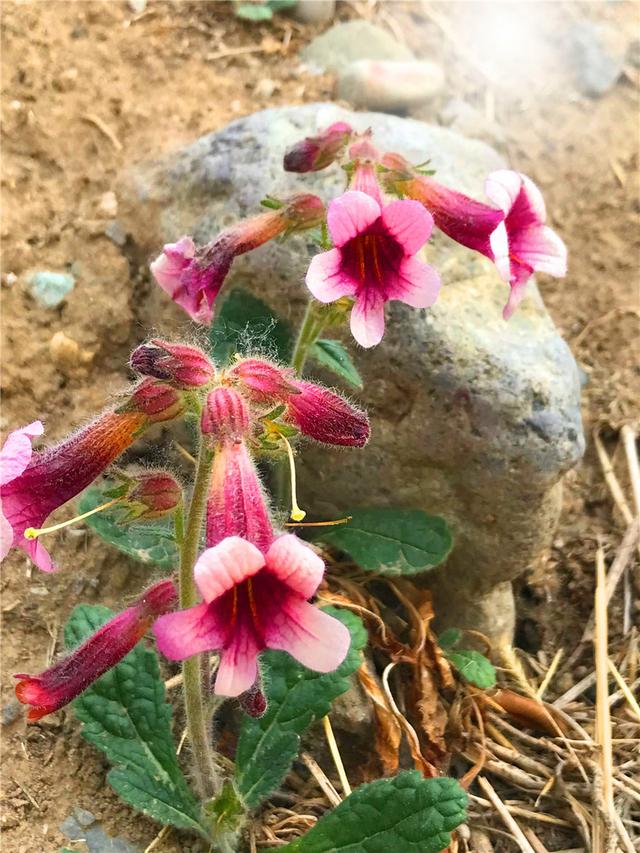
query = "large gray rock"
xmin=119 ymin=104 xmax=585 ymax=642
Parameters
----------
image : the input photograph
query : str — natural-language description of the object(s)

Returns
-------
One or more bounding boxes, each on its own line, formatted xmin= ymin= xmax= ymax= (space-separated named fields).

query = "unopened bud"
xmin=280 ymin=193 xmax=325 ymax=232
xmin=122 ymin=471 xmax=182 ymax=522
xmin=130 ymin=339 xmax=214 ymax=389
xmin=229 ymin=358 xmax=298 ymax=405
xmin=283 ymin=122 xmax=353 ymax=172
xmin=201 ymin=387 xmax=250 ymax=443
xmin=128 ymin=379 xmax=185 ymax=423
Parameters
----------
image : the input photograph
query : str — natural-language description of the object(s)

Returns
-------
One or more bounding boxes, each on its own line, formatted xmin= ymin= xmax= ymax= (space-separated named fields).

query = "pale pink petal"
xmin=380 ymin=200 xmax=433 ymax=255
xmin=349 ymin=294 xmax=385 ymax=348
xmin=214 ymin=637 xmax=260 ymax=697
xmin=265 ymin=534 xmax=325 ymax=598
xmin=265 ymin=599 xmax=351 ymax=673
xmin=503 ymin=280 xmax=529 ymax=320
xmin=484 ymin=170 xmax=523 ymax=215
xmin=305 ymin=249 xmax=357 ymax=303
xmin=327 ymin=191 xmax=381 ymax=247
xmin=0 ymin=421 xmax=43 ymax=486
xmin=194 ymin=536 xmax=265 ymax=603
xmin=489 ymin=221 xmax=510 ymax=278
xmin=512 ymin=225 xmax=567 ymax=278
xmin=153 ymin=602 xmax=225 ymax=660
xmin=150 ymin=236 xmax=195 ymax=297
xmin=21 ymin=537 xmax=55 ymax=573
xmin=0 ymin=508 xmax=13 ymax=562
xmin=388 ymin=257 xmax=441 ymax=308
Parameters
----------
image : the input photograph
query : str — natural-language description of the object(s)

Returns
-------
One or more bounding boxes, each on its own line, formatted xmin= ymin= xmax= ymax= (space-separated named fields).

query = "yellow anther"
xmin=281 ymin=435 xmax=306 ymax=522
xmin=23 ymin=498 xmax=122 ymax=540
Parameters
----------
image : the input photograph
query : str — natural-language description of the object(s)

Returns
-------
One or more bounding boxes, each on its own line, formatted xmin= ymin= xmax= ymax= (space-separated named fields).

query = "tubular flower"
xmin=484 ymin=170 xmax=567 ymax=318
xmin=15 ymin=580 xmax=177 ymax=721
xmin=130 ymin=339 xmax=214 ymax=389
xmin=153 ymin=535 xmax=350 ymax=697
xmin=306 ymin=190 xmax=440 ymax=348
xmin=283 ymin=121 xmax=353 ymax=173
xmin=0 ymin=409 xmax=149 ymax=572
xmin=347 ymin=137 xmax=383 ymax=204
xmin=0 ymin=421 xmax=44 ymax=566
xmin=151 ymin=194 xmax=325 ymax=325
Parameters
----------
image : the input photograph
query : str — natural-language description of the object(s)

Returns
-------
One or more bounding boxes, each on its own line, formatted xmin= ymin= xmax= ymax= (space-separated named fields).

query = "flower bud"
xmin=239 ymin=682 xmax=267 ymax=717
xmin=286 ymin=381 xmax=370 ymax=447
xmin=127 ymin=379 xmax=185 ymax=423
xmin=201 ymin=387 xmax=250 ymax=444
xmin=130 ymin=339 xmax=214 ymax=389
xmin=283 ymin=122 xmax=353 ymax=172
xmin=280 ymin=193 xmax=325 ymax=232
xmin=121 ymin=471 xmax=182 ymax=522
xmin=228 ymin=358 xmax=298 ymax=406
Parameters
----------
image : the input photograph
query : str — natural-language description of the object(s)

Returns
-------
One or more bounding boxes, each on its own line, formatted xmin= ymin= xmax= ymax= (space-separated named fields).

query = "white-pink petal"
xmin=150 ymin=236 xmax=195 ymax=297
xmin=0 ymin=421 xmax=43 ymax=486
xmin=214 ymin=636 xmax=260 ymax=697
xmin=389 ymin=257 xmax=441 ymax=309
xmin=327 ymin=191 xmax=381 ymax=247
xmin=503 ymin=280 xmax=529 ymax=320
xmin=380 ymin=200 xmax=433 ymax=255
xmin=512 ymin=225 xmax=567 ymax=278
xmin=194 ymin=536 xmax=265 ymax=603
xmin=153 ymin=602 xmax=226 ymax=660
xmin=23 ymin=537 xmax=55 ymax=573
xmin=489 ymin=221 xmax=510 ymax=279
xmin=305 ymin=249 xmax=357 ymax=303
xmin=519 ymin=174 xmax=547 ymax=221
xmin=350 ymin=295 xmax=385 ymax=348
xmin=265 ymin=534 xmax=325 ymax=599
xmin=265 ymin=599 xmax=351 ymax=673
xmin=485 ymin=170 xmax=524 ymax=216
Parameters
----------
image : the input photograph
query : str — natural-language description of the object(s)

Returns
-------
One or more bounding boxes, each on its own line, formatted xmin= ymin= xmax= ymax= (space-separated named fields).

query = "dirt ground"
xmin=1 ymin=2 xmax=638 ymax=851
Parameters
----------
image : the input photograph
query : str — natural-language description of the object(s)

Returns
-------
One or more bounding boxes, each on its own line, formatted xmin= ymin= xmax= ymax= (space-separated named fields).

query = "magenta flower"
xmin=285 ymin=381 xmax=369 ymax=447
xmin=306 ymin=190 xmax=440 ymax=348
xmin=283 ymin=121 xmax=353 ymax=173
xmin=485 ymin=170 xmax=567 ymax=318
xmin=15 ymin=579 xmax=177 ymax=721
xmin=0 ymin=421 xmax=44 ymax=567
xmin=130 ymin=339 xmax=214 ymax=389
xmin=153 ymin=535 xmax=350 ymax=697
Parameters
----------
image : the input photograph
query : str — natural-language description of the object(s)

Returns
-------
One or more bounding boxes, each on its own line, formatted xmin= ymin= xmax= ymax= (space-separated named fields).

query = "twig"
xmin=523 ymin=827 xmax=550 ymax=853
xmin=321 ymin=715 xmax=351 ymax=797
xmin=607 ymin=658 xmax=640 ymax=721
xmin=300 ymin=752 xmax=342 ymax=807
xmin=593 ymin=430 xmax=635 ymax=525
xmin=468 ymin=794 xmax=572 ymax=828
xmin=81 ymin=114 xmax=122 ymax=152
xmin=536 ymin=648 xmax=563 ymax=699
xmin=594 ymin=546 xmax=615 ymax=852
xmin=620 ymin=424 xmax=640 ymax=515
xmin=144 ymin=825 xmax=172 ymax=853
xmin=173 ymin=441 xmax=196 ymax=465
xmin=477 ymin=777 xmax=536 ymax=853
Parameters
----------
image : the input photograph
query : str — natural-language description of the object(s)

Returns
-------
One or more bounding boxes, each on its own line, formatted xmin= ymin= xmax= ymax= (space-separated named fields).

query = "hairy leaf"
xmin=446 ymin=650 xmax=496 ymax=689
xmin=65 ymin=605 xmax=207 ymax=837
xmin=312 ymin=509 xmax=452 ymax=574
xmin=283 ymin=772 xmax=467 ymax=853
xmin=209 ymin=288 xmax=292 ymax=364
xmin=77 ymin=487 xmax=178 ymax=569
xmin=235 ymin=608 xmax=366 ymax=807
xmin=310 ymin=339 xmax=363 ymax=389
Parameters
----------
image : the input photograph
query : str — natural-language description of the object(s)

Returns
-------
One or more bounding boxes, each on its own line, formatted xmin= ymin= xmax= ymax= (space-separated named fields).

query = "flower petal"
xmin=388 ymin=257 xmax=441 ymax=308
xmin=265 ymin=598 xmax=351 ymax=673
xmin=0 ymin=508 xmax=13 ymax=562
xmin=265 ymin=534 xmax=325 ymax=598
xmin=327 ymin=191 xmax=381 ymax=247
xmin=489 ymin=221 xmax=510 ymax=279
xmin=0 ymin=421 xmax=43 ymax=486
xmin=305 ymin=249 xmax=357 ymax=303
xmin=150 ymin=236 xmax=195 ymax=298
xmin=153 ymin=602 xmax=226 ymax=660
xmin=511 ymin=225 xmax=567 ymax=278
xmin=484 ymin=170 xmax=524 ymax=216
xmin=214 ymin=636 xmax=260 ymax=697
xmin=380 ymin=200 xmax=433 ymax=255
xmin=194 ymin=536 xmax=265 ymax=603
xmin=21 ymin=537 xmax=55 ymax=573
xmin=350 ymin=294 xmax=385 ymax=348
xmin=503 ymin=280 xmax=530 ymax=320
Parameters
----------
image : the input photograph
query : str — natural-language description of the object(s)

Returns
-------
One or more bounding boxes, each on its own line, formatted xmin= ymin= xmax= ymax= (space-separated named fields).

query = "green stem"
xmin=179 ymin=440 xmax=218 ymax=800
xmin=291 ymin=299 xmax=322 ymax=376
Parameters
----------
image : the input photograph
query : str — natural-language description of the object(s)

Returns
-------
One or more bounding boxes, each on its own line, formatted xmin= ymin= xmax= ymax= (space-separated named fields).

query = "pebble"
xmin=254 ymin=77 xmax=277 ymax=99
xmin=98 ymin=190 xmax=118 ymax=218
xmin=28 ymin=271 xmax=75 ymax=308
xmin=60 ymin=807 xmax=139 ymax=852
xmin=104 ymin=220 xmax=127 ymax=247
xmin=288 ymin=0 xmax=335 ymax=25
xmin=337 ymin=59 xmax=444 ymax=113
xmin=1 ymin=702 xmax=22 ymax=726
xmin=127 ymin=0 xmax=146 ymax=13
xmin=570 ymin=20 xmax=626 ymax=96
xmin=301 ymin=20 xmax=413 ymax=74
xmin=49 ymin=331 xmax=94 ymax=372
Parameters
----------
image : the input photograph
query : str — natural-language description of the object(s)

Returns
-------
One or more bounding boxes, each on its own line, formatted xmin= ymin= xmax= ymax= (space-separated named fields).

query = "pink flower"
xmin=153 ymin=535 xmax=350 ymax=697
xmin=285 ymin=381 xmax=369 ymax=447
xmin=0 ymin=421 xmax=44 ymax=567
xmin=151 ymin=195 xmax=325 ymax=325
xmin=130 ymin=339 xmax=214 ymax=389
xmin=283 ymin=122 xmax=353 ymax=172
xmin=306 ymin=191 xmax=440 ymax=348
xmin=484 ymin=170 xmax=567 ymax=318
xmin=15 ymin=580 xmax=177 ymax=721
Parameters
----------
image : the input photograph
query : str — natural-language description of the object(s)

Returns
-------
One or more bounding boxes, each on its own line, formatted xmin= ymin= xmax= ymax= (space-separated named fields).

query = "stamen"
xmin=281 ymin=435 xmax=306 ymax=522
xmin=23 ymin=498 xmax=122 ymax=540
xmin=285 ymin=516 xmax=352 ymax=528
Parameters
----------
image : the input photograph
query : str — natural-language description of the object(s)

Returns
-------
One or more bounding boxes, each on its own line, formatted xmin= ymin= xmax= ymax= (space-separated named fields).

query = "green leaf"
xmin=204 ymin=781 xmax=245 ymax=833
xmin=446 ymin=650 xmax=496 ymax=689
xmin=438 ymin=628 xmax=461 ymax=650
xmin=235 ymin=3 xmax=274 ymax=20
xmin=282 ymin=772 xmax=467 ymax=853
xmin=235 ymin=608 xmax=366 ymax=807
xmin=65 ymin=605 xmax=207 ymax=838
xmin=310 ymin=339 xmax=363 ymax=389
xmin=77 ymin=487 xmax=178 ymax=569
xmin=312 ymin=509 xmax=452 ymax=575
xmin=209 ymin=288 xmax=292 ymax=365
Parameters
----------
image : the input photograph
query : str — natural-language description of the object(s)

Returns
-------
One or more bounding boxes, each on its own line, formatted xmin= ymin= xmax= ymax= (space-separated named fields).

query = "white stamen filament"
xmin=281 ymin=435 xmax=306 ymax=522
xmin=23 ymin=497 xmax=122 ymax=540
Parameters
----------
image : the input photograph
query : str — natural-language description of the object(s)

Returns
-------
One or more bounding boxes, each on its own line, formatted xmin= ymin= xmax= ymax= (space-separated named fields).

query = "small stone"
xmin=127 ymin=0 xmax=146 ymax=13
xmin=288 ymin=0 xmax=335 ymax=25
xmin=301 ymin=20 xmax=413 ymax=75
xmin=2 ymin=272 xmax=17 ymax=286
xmin=104 ymin=220 xmax=127 ymax=247
xmin=338 ymin=59 xmax=444 ymax=113
xmin=29 ymin=271 xmax=75 ymax=308
xmin=1 ymin=702 xmax=22 ymax=726
xmin=54 ymin=67 xmax=78 ymax=92
xmin=254 ymin=78 xmax=277 ymax=99
xmin=570 ymin=20 xmax=626 ymax=96
xmin=49 ymin=331 xmax=94 ymax=372
xmin=98 ymin=190 xmax=118 ymax=218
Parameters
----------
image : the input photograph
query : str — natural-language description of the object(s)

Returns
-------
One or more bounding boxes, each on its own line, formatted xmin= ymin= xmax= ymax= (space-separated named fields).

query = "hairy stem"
xmin=291 ymin=299 xmax=322 ymax=375
xmin=179 ymin=440 xmax=218 ymax=800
